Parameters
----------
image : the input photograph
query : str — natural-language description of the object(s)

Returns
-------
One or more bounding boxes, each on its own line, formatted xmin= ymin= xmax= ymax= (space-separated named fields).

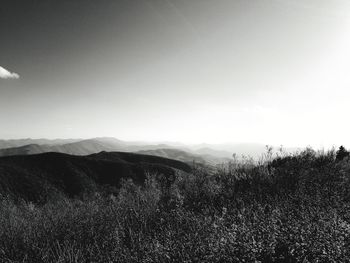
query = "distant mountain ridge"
xmin=0 ymin=137 xmax=298 ymax=162
xmin=0 ymin=138 xmax=81 ymax=149
xmin=0 ymin=138 xmax=231 ymax=164
xmin=137 ymin=148 xmax=230 ymax=165
xmin=0 ymin=144 xmax=54 ymax=156
xmin=0 ymin=138 xmax=174 ymax=157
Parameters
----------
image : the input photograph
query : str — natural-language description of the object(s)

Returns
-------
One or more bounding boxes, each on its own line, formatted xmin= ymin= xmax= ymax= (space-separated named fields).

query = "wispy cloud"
xmin=0 ymin=66 xmax=20 ymax=79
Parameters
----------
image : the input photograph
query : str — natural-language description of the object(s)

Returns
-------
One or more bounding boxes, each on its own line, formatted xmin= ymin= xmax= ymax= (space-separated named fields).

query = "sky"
xmin=1 ymin=0 xmax=350 ymax=148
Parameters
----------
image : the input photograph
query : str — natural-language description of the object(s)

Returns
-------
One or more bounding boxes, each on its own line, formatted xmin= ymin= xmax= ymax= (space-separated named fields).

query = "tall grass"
xmin=1 ymin=148 xmax=350 ymax=262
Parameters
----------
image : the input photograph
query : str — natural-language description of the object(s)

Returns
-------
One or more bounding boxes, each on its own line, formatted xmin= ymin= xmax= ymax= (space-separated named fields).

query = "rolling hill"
xmin=0 ymin=151 xmax=191 ymax=202
xmin=0 ymin=138 xmax=179 ymax=157
xmin=0 ymin=144 xmax=55 ymax=157
xmin=0 ymin=138 xmax=80 ymax=149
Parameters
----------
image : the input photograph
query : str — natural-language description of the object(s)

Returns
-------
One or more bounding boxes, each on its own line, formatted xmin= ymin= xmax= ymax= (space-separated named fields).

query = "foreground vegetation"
xmin=1 ymin=147 xmax=350 ymax=262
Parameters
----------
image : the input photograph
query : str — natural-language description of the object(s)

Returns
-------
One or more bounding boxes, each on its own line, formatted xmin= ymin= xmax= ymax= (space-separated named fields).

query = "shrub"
xmin=1 ymin=148 xmax=350 ymax=262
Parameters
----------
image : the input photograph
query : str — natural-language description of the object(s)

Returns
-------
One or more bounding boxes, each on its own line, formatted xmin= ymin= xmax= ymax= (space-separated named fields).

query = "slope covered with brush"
xmin=0 ymin=151 xmax=191 ymax=202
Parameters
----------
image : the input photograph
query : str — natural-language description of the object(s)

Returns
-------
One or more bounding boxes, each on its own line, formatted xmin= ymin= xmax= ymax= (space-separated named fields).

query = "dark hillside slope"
xmin=90 ymin=151 xmax=191 ymax=171
xmin=0 ymin=152 xmax=191 ymax=202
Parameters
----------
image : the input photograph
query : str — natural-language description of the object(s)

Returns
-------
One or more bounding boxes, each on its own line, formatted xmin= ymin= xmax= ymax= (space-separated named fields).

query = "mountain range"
xmin=0 ymin=137 xmax=297 ymax=164
xmin=0 ymin=138 xmax=233 ymax=164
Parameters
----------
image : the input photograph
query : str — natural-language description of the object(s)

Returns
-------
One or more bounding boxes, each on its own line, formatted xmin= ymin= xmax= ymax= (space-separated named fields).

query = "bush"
xmin=1 ymin=149 xmax=350 ymax=262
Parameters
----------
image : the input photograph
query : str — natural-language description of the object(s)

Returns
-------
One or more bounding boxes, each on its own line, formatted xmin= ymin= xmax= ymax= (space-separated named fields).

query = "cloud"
xmin=0 ymin=66 xmax=20 ymax=79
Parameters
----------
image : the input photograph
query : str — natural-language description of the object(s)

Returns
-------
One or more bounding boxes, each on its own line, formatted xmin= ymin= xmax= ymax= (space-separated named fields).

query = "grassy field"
xmin=1 ymin=148 xmax=350 ymax=262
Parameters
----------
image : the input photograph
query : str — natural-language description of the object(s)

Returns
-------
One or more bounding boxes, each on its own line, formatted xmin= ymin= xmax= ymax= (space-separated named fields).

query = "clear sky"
xmin=1 ymin=0 xmax=350 ymax=148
